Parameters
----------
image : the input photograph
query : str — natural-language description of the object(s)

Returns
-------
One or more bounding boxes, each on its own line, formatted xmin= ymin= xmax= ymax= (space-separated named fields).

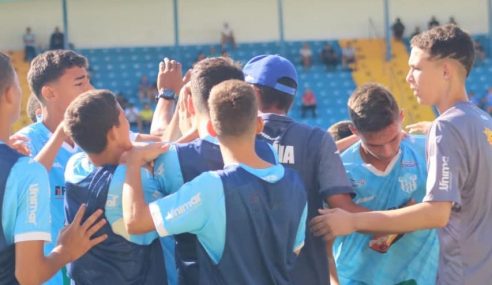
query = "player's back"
xmin=155 ymin=136 xmax=277 ymax=285
xmin=198 ymin=165 xmax=307 ymax=285
xmin=429 ymin=102 xmax=492 ymax=284
xmin=260 ymin=113 xmax=351 ymax=285
xmin=0 ymin=144 xmax=23 ymax=284
xmin=64 ymin=153 xmax=167 ymax=285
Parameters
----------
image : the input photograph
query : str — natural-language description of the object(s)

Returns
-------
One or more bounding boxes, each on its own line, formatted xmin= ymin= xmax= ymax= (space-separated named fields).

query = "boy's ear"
xmin=256 ymin=116 xmax=264 ymax=134
xmin=206 ymin=120 xmax=217 ymax=137
xmin=348 ymin=123 xmax=359 ymax=137
xmin=41 ymin=85 xmax=56 ymax=102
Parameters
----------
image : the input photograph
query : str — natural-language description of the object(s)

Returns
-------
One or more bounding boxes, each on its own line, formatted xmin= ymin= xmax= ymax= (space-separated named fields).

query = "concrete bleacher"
xmin=79 ymin=40 xmax=355 ymax=130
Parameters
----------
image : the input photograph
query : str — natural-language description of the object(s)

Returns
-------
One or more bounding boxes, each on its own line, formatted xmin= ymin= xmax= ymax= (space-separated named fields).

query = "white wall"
xmin=0 ymin=0 xmax=488 ymax=51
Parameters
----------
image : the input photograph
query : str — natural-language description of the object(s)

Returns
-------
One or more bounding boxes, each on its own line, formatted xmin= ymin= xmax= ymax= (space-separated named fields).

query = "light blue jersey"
xmin=64 ymin=152 xmax=177 ymax=283
xmin=153 ymin=135 xmax=279 ymax=196
xmin=149 ymin=163 xmax=307 ymax=264
xmin=16 ymin=122 xmax=79 ymax=285
xmin=334 ymin=136 xmax=439 ymax=285
xmin=2 ymin=148 xmax=51 ymax=245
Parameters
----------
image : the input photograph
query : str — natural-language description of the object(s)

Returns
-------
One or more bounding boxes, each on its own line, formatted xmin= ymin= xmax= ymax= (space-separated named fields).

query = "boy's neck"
xmin=436 ymin=85 xmax=469 ymax=114
xmin=42 ymin=107 xmax=75 ymax=147
xmin=219 ymin=136 xmax=271 ymax=169
xmin=88 ymin=147 xmax=124 ymax=167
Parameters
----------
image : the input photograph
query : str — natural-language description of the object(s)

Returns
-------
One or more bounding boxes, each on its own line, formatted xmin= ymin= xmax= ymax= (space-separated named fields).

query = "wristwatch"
xmin=156 ymin=88 xmax=176 ymax=101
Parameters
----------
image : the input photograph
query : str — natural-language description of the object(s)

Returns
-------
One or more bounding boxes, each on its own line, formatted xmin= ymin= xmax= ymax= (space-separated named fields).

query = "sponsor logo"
xmin=165 ymin=193 xmax=202 ymax=220
xmin=401 ymin=160 xmax=416 ymax=168
xmin=272 ymin=142 xmax=295 ymax=164
xmin=52 ymin=162 xmax=63 ymax=169
xmin=28 ymin=184 xmax=39 ymax=224
xmin=438 ymin=156 xmax=451 ymax=191
xmin=350 ymin=178 xmax=366 ymax=188
xmin=354 ymin=195 xmax=375 ymax=204
xmin=483 ymin=128 xmax=492 ymax=146
xmin=398 ymin=174 xmax=418 ymax=194
xmin=54 ymin=186 xmax=66 ymax=198
xmin=106 ymin=194 xmax=118 ymax=208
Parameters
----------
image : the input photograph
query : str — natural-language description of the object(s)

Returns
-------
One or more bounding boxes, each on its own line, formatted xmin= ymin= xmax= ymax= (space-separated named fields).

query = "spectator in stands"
xmin=221 ymin=22 xmax=237 ymax=50
xmin=125 ymin=103 xmax=141 ymax=132
xmin=342 ymin=42 xmax=357 ymax=70
xmin=301 ymin=88 xmax=317 ymax=118
xmin=320 ymin=43 xmax=339 ymax=70
xmin=300 ymin=43 xmax=313 ymax=69
xmin=392 ymin=18 xmax=405 ymax=41
xmin=49 ymin=27 xmax=64 ymax=50
xmin=209 ymin=46 xmax=220 ymax=57
xmin=410 ymin=27 xmax=421 ymax=39
xmin=484 ymin=87 xmax=492 ymax=115
xmin=221 ymin=49 xmax=230 ymax=58
xmin=449 ymin=16 xmax=458 ymax=26
xmin=474 ymin=40 xmax=486 ymax=63
xmin=328 ymin=120 xmax=353 ymax=141
xmin=138 ymin=75 xmax=153 ymax=103
xmin=195 ymin=51 xmax=206 ymax=64
xmin=139 ymin=103 xmax=154 ymax=132
xmin=428 ymin=16 xmax=440 ymax=29
xmin=23 ymin=27 xmax=37 ymax=62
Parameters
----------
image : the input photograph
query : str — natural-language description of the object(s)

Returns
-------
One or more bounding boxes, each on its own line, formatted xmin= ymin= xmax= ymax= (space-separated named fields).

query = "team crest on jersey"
xmin=483 ymin=128 xmax=492 ymax=146
xmin=350 ymin=178 xmax=366 ymax=188
xmin=398 ymin=173 xmax=417 ymax=194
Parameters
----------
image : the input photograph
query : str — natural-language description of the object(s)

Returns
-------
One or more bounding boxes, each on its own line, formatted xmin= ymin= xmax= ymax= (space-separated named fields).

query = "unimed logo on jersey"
xmin=439 ymin=156 xmax=451 ymax=191
xmin=165 ymin=193 xmax=202 ymax=220
xmin=28 ymin=184 xmax=39 ymax=224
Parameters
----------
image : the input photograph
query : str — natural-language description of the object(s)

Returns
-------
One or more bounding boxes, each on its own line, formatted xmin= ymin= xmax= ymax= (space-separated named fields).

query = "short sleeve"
xmin=148 ymin=172 xmax=224 ymax=238
xmin=153 ymin=144 xmax=185 ymax=195
xmin=318 ymin=133 xmax=354 ymax=198
xmin=106 ymin=165 xmax=164 ymax=245
xmin=293 ymin=203 xmax=307 ymax=252
xmin=423 ymin=121 xmax=462 ymax=206
xmin=8 ymin=158 xmax=51 ymax=243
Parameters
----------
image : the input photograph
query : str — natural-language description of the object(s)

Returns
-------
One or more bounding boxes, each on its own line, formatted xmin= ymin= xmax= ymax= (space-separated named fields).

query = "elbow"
xmin=123 ymin=216 xmax=140 ymax=235
xmin=16 ymin=267 xmax=43 ymax=285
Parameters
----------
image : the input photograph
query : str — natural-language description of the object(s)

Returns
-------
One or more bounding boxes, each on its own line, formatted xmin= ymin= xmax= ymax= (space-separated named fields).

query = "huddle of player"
xmin=1 ymin=24 xmax=491 ymax=285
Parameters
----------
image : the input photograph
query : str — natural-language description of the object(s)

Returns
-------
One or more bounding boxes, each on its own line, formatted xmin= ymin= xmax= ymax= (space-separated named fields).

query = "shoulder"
xmin=65 ymin=152 xmax=94 ymax=184
xmin=12 ymin=157 xmax=47 ymax=179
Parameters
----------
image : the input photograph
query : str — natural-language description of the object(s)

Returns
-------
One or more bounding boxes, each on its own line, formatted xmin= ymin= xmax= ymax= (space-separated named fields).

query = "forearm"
xmin=122 ymin=162 xmax=153 ymax=234
xmin=16 ymin=244 xmax=70 ymax=285
xmin=34 ymin=125 xmax=65 ymax=171
xmin=353 ymin=201 xmax=452 ymax=234
xmin=335 ymin=134 xmax=359 ymax=152
xmin=150 ymin=99 xmax=175 ymax=136
xmin=161 ymin=111 xmax=182 ymax=142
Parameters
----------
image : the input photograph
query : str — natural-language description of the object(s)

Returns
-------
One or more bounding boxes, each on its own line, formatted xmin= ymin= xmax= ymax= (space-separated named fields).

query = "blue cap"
xmin=243 ymin=55 xmax=298 ymax=96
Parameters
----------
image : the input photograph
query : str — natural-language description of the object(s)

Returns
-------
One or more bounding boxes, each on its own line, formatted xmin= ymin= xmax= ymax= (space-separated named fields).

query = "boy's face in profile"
xmin=113 ymin=104 xmax=132 ymax=151
xmin=406 ymin=47 xmax=447 ymax=107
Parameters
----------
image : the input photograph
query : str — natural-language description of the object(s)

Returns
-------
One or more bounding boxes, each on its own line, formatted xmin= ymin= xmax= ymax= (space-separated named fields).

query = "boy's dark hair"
xmin=254 ymin=77 xmax=296 ymax=112
xmin=27 ymin=94 xmax=41 ymax=123
xmin=328 ymin=120 xmax=353 ymax=141
xmin=411 ymin=24 xmax=475 ymax=77
xmin=348 ymin=83 xmax=399 ymax=133
xmin=28 ymin=50 xmax=88 ymax=104
xmin=190 ymin=57 xmax=244 ymax=115
xmin=64 ymin=89 xmax=120 ymax=154
xmin=209 ymin=80 xmax=258 ymax=138
xmin=0 ymin=52 xmax=15 ymax=97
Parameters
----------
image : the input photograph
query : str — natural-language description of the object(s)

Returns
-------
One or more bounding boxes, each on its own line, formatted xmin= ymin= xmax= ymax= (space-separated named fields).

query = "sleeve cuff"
xmin=15 ymin=232 xmax=52 ymax=243
xmin=320 ymin=186 xmax=356 ymax=199
xmin=149 ymin=202 xmax=169 ymax=237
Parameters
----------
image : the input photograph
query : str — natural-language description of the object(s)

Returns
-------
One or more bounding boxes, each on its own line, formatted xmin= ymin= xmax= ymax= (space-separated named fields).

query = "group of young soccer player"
xmin=0 ymin=24 xmax=491 ymax=285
